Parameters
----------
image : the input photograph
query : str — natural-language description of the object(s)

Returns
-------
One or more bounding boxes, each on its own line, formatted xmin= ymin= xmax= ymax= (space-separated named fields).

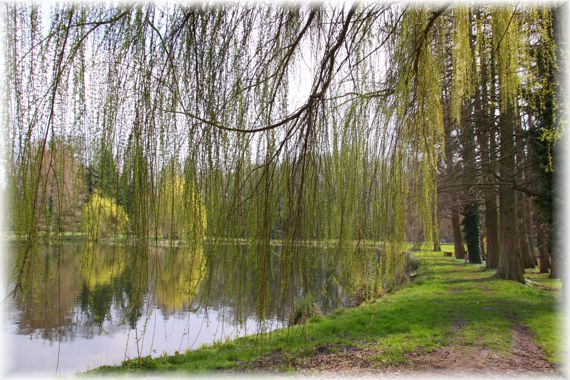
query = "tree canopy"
xmin=5 ymin=2 xmax=563 ymax=293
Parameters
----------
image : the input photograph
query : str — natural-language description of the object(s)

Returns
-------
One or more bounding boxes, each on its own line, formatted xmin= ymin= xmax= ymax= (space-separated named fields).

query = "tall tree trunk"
xmin=442 ymin=96 xmax=465 ymax=260
xmin=519 ymin=193 xmax=537 ymax=268
xmin=433 ymin=200 xmax=441 ymax=252
xmin=463 ymin=204 xmax=482 ymax=264
xmin=451 ymin=209 xmax=466 ymax=259
xmin=536 ymin=219 xmax=551 ymax=273
xmin=440 ymin=26 xmax=465 ymax=261
xmin=548 ymin=6 xmax=562 ymax=280
xmin=514 ymin=101 xmax=537 ymax=269
xmin=485 ymin=199 xmax=499 ymax=268
xmin=462 ymin=19 xmax=481 ymax=265
xmin=549 ymin=241 xmax=559 ymax=279
xmin=480 ymin=232 xmax=486 ymax=262
xmin=476 ymin=11 xmax=500 ymax=268
xmin=524 ymin=199 xmax=538 ymax=267
xmin=496 ymin=104 xmax=525 ymax=283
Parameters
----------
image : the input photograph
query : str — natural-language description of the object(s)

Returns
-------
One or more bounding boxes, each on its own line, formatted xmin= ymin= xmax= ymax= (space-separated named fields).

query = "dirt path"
xmin=399 ymin=324 xmax=559 ymax=375
xmin=239 ymin=325 xmax=561 ymax=376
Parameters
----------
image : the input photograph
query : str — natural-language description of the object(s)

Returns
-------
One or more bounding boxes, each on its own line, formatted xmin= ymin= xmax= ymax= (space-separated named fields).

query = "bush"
xmin=81 ymin=190 xmax=129 ymax=241
xmin=409 ymin=256 xmax=421 ymax=272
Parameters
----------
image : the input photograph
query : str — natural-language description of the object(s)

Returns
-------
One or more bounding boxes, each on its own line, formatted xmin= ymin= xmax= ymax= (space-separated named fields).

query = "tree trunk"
xmin=519 ymin=193 xmax=537 ymax=268
xmin=480 ymin=232 xmax=486 ymax=262
xmin=549 ymin=234 xmax=559 ymax=279
xmin=485 ymin=199 xmax=500 ymax=268
xmin=548 ymin=5 xmax=562 ymax=280
xmin=451 ymin=209 xmax=466 ymax=259
xmin=514 ymin=99 xmax=537 ymax=269
xmin=433 ymin=198 xmax=441 ymax=252
xmin=475 ymin=12 xmax=499 ymax=268
xmin=523 ymin=196 xmax=537 ymax=264
xmin=496 ymin=104 xmax=525 ymax=283
xmin=536 ymin=219 xmax=550 ymax=273
xmin=463 ymin=203 xmax=482 ymax=264
xmin=440 ymin=27 xmax=466 ymax=262
xmin=433 ymin=235 xmax=441 ymax=252
xmin=461 ymin=24 xmax=480 ymax=264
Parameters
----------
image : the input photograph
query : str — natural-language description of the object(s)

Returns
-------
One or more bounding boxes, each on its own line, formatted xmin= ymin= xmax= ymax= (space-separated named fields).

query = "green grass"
xmin=88 ymin=245 xmax=562 ymax=375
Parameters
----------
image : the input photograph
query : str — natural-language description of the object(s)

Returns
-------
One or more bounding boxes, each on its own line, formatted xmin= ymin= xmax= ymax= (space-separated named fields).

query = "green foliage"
xmin=86 ymin=143 xmax=118 ymax=199
xmin=158 ymin=172 xmax=207 ymax=244
xmin=289 ymin=294 xmax=321 ymax=325
xmin=157 ymin=174 xmax=185 ymax=240
xmin=81 ymin=190 xmax=129 ymax=241
xmin=492 ymin=7 xmax=521 ymax=112
xmin=408 ymin=256 xmax=421 ymax=272
xmin=389 ymin=8 xmax=444 ymax=269
xmin=527 ymin=8 xmax=559 ymax=227
xmin=8 ymin=6 xmax=562 ymax=351
xmin=451 ymin=6 xmax=473 ymax=123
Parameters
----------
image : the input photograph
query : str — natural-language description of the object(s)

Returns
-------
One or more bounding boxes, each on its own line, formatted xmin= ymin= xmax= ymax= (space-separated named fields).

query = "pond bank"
xmin=88 ymin=246 xmax=563 ymax=376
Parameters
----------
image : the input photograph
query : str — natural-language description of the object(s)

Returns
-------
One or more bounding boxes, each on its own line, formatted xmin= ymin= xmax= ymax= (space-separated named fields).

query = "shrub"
xmin=409 ymin=256 xmax=421 ymax=272
xmin=81 ymin=190 xmax=129 ymax=241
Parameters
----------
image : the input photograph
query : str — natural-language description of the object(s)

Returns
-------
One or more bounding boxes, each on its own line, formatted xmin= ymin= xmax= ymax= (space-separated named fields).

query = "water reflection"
xmin=5 ymin=241 xmax=369 ymax=374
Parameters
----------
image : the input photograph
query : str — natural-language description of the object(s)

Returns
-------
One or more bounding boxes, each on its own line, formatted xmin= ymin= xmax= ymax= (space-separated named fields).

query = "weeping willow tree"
xmin=156 ymin=163 xmax=206 ymax=243
xmin=5 ymin=3 xmax=561 ymax=317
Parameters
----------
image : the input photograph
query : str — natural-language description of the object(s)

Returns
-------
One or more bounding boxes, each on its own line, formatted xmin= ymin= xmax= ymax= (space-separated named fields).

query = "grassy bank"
xmin=89 ymin=245 xmax=562 ymax=375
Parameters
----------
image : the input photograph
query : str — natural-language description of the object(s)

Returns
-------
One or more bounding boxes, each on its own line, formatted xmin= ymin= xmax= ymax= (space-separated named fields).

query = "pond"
xmin=2 ymin=241 xmax=372 ymax=375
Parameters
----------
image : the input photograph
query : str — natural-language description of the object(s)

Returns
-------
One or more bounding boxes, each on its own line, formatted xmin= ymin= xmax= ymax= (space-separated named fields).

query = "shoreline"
xmin=86 ymin=246 xmax=562 ymax=376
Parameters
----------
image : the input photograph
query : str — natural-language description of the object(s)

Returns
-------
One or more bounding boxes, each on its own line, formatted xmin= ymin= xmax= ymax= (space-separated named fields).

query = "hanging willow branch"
xmin=6 ymin=1 xmax=556 ymax=315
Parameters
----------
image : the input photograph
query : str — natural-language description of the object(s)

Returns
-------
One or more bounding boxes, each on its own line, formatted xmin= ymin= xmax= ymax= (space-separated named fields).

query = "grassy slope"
xmin=89 ymin=244 xmax=562 ymax=375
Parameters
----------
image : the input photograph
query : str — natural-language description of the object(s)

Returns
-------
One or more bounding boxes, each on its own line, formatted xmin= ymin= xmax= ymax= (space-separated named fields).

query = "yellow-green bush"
xmin=81 ymin=191 xmax=129 ymax=241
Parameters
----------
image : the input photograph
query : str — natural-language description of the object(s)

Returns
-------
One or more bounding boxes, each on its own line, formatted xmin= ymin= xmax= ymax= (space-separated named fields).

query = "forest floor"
xmin=89 ymin=246 xmax=564 ymax=377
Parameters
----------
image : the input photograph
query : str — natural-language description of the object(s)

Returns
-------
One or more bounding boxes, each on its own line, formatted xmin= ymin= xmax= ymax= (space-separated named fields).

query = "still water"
xmin=2 ymin=241 xmax=365 ymax=376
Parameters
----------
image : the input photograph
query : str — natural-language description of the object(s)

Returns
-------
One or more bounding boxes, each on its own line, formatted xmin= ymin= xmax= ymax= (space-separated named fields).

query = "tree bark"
xmin=549 ymin=242 xmax=559 ymax=279
xmin=439 ymin=24 xmax=466 ymax=261
xmin=475 ymin=11 xmax=499 ymax=268
xmin=463 ymin=204 xmax=482 ymax=264
xmin=451 ymin=210 xmax=466 ymax=259
xmin=485 ymin=199 xmax=499 ymax=268
xmin=496 ymin=104 xmax=525 ymax=283
xmin=433 ymin=195 xmax=441 ymax=252
xmin=536 ymin=219 xmax=551 ymax=273
xmin=519 ymin=193 xmax=537 ymax=268
xmin=462 ymin=18 xmax=481 ymax=265
xmin=480 ymin=232 xmax=486 ymax=262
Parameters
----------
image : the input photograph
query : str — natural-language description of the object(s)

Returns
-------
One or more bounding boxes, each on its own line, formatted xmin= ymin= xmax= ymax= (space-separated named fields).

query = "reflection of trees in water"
xmin=121 ymin=246 xmax=150 ymax=329
xmin=79 ymin=244 xmax=126 ymax=326
xmin=13 ymin=243 xmax=80 ymax=341
xmin=10 ymin=242 xmax=370 ymax=342
xmin=12 ymin=243 xmax=202 ymax=339
xmin=79 ymin=244 xmax=150 ymax=330
xmin=153 ymin=245 xmax=204 ymax=318
xmin=200 ymin=243 xmax=368 ymax=325
xmin=12 ymin=242 xmax=149 ymax=340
